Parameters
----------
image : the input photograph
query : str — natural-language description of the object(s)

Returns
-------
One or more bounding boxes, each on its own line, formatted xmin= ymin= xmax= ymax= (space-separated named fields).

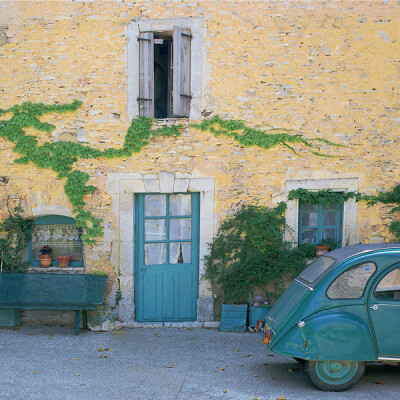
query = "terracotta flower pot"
xmin=39 ymin=254 xmax=52 ymax=268
xmin=57 ymin=255 xmax=71 ymax=268
xmin=316 ymin=245 xmax=330 ymax=258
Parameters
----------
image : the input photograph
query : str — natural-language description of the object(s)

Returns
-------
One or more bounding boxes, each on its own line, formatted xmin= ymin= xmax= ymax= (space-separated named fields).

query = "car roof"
xmin=327 ymin=243 xmax=400 ymax=262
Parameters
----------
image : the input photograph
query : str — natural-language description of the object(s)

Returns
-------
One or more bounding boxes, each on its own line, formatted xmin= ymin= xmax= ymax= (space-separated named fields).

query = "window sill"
xmin=27 ymin=266 xmax=85 ymax=274
xmin=152 ymin=117 xmax=189 ymax=128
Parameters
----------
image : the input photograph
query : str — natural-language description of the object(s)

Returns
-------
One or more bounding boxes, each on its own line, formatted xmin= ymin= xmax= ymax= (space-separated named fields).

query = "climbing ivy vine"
xmin=361 ymin=184 xmax=400 ymax=241
xmin=0 ymin=206 xmax=33 ymax=272
xmin=190 ymin=115 xmax=343 ymax=156
xmin=287 ymin=188 xmax=358 ymax=205
xmin=204 ymin=203 xmax=315 ymax=303
xmin=0 ymin=101 xmax=344 ymax=244
xmin=0 ymin=101 xmax=181 ymax=244
xmin=288 ymin=187 xmax=400 ymax=242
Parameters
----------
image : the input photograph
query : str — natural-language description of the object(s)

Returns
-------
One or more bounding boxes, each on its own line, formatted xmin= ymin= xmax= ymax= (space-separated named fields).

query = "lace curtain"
xmin=143 ymin=194 xmax=192 ymax=265
xmin=32 ymin=224 xmax=83 ymax=262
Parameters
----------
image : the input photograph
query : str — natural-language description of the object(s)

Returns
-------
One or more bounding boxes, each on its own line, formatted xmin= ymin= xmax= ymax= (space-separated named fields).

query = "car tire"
xmin=306 ymin=360 xmax=365 ymax=391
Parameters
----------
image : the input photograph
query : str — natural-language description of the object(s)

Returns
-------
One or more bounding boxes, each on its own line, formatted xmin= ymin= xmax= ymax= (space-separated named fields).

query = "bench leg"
xmin=82 ymin=310 xmax=88 ymax=331
xmin=74 ymin=311 xmax=80 ymax=335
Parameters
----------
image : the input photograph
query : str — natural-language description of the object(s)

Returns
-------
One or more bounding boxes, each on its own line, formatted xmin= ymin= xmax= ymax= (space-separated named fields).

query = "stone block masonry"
xmin=0 ymin=1 xmax=399 ymax=324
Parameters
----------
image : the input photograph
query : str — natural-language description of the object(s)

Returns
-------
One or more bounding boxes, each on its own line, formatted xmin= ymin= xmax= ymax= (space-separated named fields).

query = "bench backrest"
xmin=0 ymin=273 xmax=107 ymax=307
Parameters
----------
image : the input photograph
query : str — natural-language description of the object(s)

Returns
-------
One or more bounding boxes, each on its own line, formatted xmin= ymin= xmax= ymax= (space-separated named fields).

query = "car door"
xmin=368 ymin=264 xmax=400 ymax=359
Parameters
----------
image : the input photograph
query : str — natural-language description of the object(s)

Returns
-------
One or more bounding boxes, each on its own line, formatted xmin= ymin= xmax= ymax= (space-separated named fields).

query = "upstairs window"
xmin=299 ymin=202 xmax=343 ymax=246
xmin=30 ymin=215 xmax=84 ymax=267
xmin=138 ymin=26 xmax=191 ymax=118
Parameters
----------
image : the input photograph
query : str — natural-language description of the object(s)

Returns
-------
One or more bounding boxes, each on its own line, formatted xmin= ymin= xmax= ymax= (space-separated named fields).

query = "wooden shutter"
xmin=138 ymin=31 xmax=154 ymax=117
xmin=173 ymin=26 xmax=191 ymax=117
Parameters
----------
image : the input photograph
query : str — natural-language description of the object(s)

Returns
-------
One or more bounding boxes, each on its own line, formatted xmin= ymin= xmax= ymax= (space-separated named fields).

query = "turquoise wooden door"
xmin=135 ymin=193 xmax=199 ymax=322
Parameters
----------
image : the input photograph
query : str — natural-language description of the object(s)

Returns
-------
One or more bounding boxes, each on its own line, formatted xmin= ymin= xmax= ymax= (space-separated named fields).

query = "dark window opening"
xmin=138 ymin=26 xmax=191 ymax=118
xmin=154 ymin=35 xmax=173 ymax=118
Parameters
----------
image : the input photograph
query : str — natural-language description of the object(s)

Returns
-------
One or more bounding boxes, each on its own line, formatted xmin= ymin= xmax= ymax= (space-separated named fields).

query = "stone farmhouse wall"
xmin=0 ymin=0 xmax=399 ymax=324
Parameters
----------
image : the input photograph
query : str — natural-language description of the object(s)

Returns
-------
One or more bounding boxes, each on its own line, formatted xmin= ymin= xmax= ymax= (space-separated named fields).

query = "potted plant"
xmin=57 ymin=255 xmax=71 ymax=268
xmin=204 ymin=204 xmax=315 ymax=332
xmin=315 ymin=238 xmax=338 ymax=258
xmin=248 ymin=295 xmax=271 ymax=328
xmin=39 ymin=245 xmax=52 ymax=267
xmin=0 ymin=208 xmax=33 ymax=327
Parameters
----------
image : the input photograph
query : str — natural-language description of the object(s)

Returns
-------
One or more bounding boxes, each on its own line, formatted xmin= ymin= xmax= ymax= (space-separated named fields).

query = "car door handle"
xmin=370 ymin=304 xmax=379 ymax=311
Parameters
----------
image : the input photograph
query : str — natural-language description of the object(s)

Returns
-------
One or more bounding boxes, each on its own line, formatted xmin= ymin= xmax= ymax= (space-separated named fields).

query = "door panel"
xmin=369 ymin=265 xmax=400 ymax=357
xmin=135 ymin=193 xmax=199 ymax=322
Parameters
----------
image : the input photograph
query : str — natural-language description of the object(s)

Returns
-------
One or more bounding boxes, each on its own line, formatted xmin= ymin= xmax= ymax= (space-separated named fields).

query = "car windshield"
xmin=298 ymin=255 xmax=337 ymax=285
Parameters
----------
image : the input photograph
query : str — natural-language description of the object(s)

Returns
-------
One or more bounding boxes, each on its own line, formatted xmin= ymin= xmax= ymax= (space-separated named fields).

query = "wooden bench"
xmin=0 ymin=273 xmax=107 ymax=334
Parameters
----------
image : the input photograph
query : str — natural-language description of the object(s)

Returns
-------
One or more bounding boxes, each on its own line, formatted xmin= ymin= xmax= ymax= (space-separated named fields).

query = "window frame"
xmin=29 ymin=215 xmax=84 ymax=267
xmin=373 ymin=266 xmax=400 ymax=301
xmin=127 ymin=17 xmax=203 ymax=121
xmin=137 ymin=193 xmax=198 ymax=267
xmin=137 ymin=26 xmax=192 ymax=118
xmin=298 ymin=201 xmax=343 ymax=246
xmin=284 ymin=178 xmax=359 ymax=247
xmin=326 ymin=262 xmax=377 ymax=300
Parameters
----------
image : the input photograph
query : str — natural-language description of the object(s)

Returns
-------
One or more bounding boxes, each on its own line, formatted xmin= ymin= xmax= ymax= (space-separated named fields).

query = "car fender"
xmin=271 ymin=310 xmax=377 ymax=361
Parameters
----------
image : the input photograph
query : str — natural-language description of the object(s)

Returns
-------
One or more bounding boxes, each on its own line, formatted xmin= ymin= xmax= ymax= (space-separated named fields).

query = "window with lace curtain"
xmin=298 ymin=202 xmax=343 ymax=246
xmin=29 ymin=215 xmax=84 ymax=267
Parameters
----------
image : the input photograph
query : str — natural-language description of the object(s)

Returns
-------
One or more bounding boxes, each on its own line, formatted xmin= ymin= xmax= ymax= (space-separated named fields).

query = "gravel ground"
xmin=0 ymin=325 xmax=399 ymax=400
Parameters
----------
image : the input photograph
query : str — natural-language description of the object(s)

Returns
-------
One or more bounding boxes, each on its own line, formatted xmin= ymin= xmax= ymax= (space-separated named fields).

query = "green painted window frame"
xmin=135 ymin=193 xmax=199 ymax=267
xmin=29 ymin=215 xmax=84 ymax=267
xmin=298 ymin=202 xmax=343 ymax=246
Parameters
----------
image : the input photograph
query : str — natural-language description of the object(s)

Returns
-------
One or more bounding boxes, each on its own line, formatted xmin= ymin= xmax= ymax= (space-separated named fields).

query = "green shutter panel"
xmin=173 ymin=26 xmax=191 ymax=118
xmin=138 ymin=31 xmax=154 ymax=117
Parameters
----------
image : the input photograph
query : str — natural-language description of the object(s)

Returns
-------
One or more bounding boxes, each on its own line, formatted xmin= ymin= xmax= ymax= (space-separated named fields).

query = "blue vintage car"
xmin=263 ymin=243 xmax=400 ymax=391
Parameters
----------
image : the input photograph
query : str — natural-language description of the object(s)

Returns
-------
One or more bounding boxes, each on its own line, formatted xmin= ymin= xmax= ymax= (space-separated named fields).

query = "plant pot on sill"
xmin=315 ymin=245 xmax=330 ymax=258
xmin=39 ymin=254 xmax=52 ymax=268
xmin=57 ymin=255 xmax=71 ymax=268
xmin=248 ymin=306 xmax=271 ymax=328
xmin=220 ymin=304 xmax=248 ymax=332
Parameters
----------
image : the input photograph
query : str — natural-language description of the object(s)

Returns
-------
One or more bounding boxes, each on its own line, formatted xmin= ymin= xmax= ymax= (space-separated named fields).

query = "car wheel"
xmin=306 ymin=360 xmax=365 ymax=391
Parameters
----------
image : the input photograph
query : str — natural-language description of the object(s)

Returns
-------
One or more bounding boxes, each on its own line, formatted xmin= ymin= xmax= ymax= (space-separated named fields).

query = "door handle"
xmin=370 ymin=304 xmax=379 ymax=311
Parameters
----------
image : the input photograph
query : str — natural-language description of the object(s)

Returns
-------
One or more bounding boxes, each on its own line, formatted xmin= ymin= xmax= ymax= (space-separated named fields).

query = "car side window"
xmin=374 ymin=266 xmax=400 ymax=301
xmin=327 ymin=262 xmax=376 ymax=299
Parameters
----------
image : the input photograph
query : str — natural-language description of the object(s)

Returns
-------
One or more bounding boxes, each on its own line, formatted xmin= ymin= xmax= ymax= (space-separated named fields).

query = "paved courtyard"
xmin=0 ymin=325 xmax=399 ymax=400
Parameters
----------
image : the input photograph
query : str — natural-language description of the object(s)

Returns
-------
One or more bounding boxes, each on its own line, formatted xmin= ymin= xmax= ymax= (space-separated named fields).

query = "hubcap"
xmin=316 ymin=360 xmax=358 ymax=385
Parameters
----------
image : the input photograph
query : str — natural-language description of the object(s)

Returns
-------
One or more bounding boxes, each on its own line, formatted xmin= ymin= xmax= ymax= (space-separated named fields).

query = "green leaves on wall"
xmin=0 ymin=101 xmax=181 ymax=244
xmin=191 ymin=115 xmax=343 ymax=156
xmin=204 ymin=203 xmax=315 ymax=304
xmin=288 ymin=188 xmax=358 ymax=205
xmin=0 ymin=101 xmax=343 ymax=244
xmin=288 ymin=187 xmax=400 ymax=241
